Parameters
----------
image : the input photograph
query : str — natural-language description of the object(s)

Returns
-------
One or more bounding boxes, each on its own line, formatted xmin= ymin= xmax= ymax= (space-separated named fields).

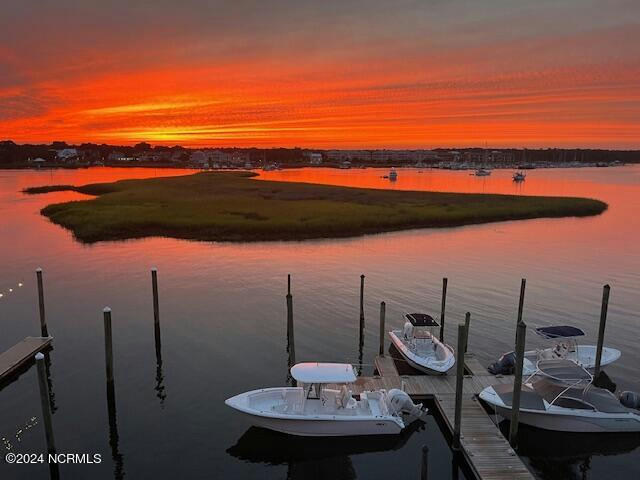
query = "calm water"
xmin=1 ymin=166 xmax=639 ymax=480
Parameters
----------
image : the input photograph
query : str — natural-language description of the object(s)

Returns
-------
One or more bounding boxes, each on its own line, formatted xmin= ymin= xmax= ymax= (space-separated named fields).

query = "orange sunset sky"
xmin=1 ymin=0 xmax=639 ymax=149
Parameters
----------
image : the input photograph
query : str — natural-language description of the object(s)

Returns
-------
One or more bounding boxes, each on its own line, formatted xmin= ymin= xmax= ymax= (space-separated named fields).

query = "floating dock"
xmin=338 ymin=353 xmax=535 ymax=480
xmin=0 ymin=336 xmax=53 ymax=381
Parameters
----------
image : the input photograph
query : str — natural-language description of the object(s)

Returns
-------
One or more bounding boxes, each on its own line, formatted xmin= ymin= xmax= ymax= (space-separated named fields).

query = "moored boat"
xmin=480 ymin=359 xmax=640 ymax=433
xmin=488 ymin=325 xmax=621 ymax=376
xmin=225 ymin=362 xmax=427 ymax=436
xmin=388 ymin=313 xmax=455 ymax=374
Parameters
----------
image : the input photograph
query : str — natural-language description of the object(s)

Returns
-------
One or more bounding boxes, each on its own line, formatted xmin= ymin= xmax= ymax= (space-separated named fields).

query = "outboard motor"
xmin=387 ymin=389 xmax=426 ymax=424
xmin=620 ymin=391 xmax=640 ymax=410
xmin=488 ymin=351 xmax=516 ymax=375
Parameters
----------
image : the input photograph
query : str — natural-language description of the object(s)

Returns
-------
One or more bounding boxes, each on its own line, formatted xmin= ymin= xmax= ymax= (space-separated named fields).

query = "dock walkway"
xmin=349 ymin=354 xmax=534 ymax=480
xmin=0 ymin=336 xmax=53 ymax=381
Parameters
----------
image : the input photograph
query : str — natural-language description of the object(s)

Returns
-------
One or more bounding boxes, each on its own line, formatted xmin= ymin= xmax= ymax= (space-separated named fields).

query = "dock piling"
xmin=379 ymin=301 xmax=386 ymax=356
xmin=286 ymin=287 xmax=295 ymax=367
xmin=453 ymin=322 xmax=468 ymax=450
xmin=151 ymin=268 xmax=159 ymax=326
xmin=103 ymin=307 xmax=114 ymax=383
xmin=516 ymin=278 xmax=526 ymax=325
xmin=594 ymin=284 xmax=611 ymax=377
xmin=509 ymin=320 xmax=527 ymax=448
xmin=420 ymin=445 xmax=429 ymax=480
xmin=36 ymin=268 xmax=48 ymax=337
xmin=463 ymin=312 xmax=470 ymax=353
xmin=35 ymin=352 xmax=56 ymax=454
xmin=359 ymin=274 xmax=365 ymax=320
xmin=439 ymin=278 xmax=448 ymax=342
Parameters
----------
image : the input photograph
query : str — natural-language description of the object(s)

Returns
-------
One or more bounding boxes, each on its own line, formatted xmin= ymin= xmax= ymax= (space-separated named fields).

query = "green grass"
xmin=26 ymin=171 xmax=607 ymax=243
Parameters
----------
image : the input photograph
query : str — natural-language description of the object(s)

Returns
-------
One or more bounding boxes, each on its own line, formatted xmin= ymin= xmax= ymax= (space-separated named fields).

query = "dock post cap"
xmin=103 ymin=307 xmax=112 ymax=313
xmin=36 ymin=267 xmax=43 ymax=272
xmin=35 ymin=352 xmax=44 ymax=361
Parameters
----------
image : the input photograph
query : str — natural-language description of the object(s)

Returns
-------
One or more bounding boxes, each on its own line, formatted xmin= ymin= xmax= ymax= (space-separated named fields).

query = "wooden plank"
xmin=435 ymin=393 xmax=533 ymax=480
xmin=374 ymin=355 xmax=399 ymax=378
xmin=0 ymin=337 xmax=53 ymax=381
xmin=465 ymin=354 xmax=489 ymax=376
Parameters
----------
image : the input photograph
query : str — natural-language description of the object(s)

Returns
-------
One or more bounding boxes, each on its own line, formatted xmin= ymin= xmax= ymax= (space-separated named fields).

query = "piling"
xmin=594 ymin=284 xmax=610 ymax=377
xmin=509 ymin=321 xmax=527 ymax=448
xmin=420 ymin=445 xmax=429 ymax=480
xmin=103 ymin=307 xmax=114 ymax=383
xmin=359 ymin=274 xmax=365 ymax=319
xmin=463 ymin=312 xmax=470 ymax=353
xmin=439 ymin=278 xmax=448 ymax=342
xmin=379 ymin=301 xmax=386 ymax=356
xmin=287 ymin=274 xmax=291 ymax=295
xmin=36 ymin=352 xmax=56 ymax=453
xmin=36 ymin=268 xmax=48 ymax=337
xmin=151 ymin=268 xmax=159 ymax=326
xmin=453 ymin=323 xmax=467 ymax=450
xmin=516 ymin=278 xmax=526 ymax=325
xmin=286 ymin=289 xmax=295 ymax=366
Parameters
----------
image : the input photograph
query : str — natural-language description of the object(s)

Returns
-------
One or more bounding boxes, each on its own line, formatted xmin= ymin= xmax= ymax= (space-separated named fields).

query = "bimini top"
xmin=290 ymin=363 xmax=357 ymax=384
xmin=535 ymin=325 xmax=584 ymax=339
xmin=406 ymin=313 xmax=439 ymax=327
xmin=536 ymin=359 xmax=592 ymax=383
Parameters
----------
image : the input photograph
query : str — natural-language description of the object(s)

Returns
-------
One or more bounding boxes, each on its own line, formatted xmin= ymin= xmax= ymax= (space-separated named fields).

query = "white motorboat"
xmin=474 ymin=167 xmax=491 ymax=176
xmin=225 ymin=362 xmax=426 ymax=437
xmin=480 ymin=359 xmax=640 ymax=433
xmin=488 ymin=325 xmax=621 ymax=376
xmin=388 ymin=313 xmax=455 ymax=374
xmin=388 ymin=167 xmax=398 ymax=180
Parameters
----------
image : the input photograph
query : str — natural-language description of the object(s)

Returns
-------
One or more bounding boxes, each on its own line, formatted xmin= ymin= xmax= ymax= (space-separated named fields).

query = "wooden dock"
xmin=347 ymin=354 xmax=534 ymax=480
xmin=0 ymin=336 xmax=53 ymax=381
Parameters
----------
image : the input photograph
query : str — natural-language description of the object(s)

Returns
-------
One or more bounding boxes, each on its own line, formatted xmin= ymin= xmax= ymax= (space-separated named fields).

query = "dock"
xmin=0 ymin=336 xmax=53 ymax=381
xmin=344 ymin=353 xmax=534 ymax=480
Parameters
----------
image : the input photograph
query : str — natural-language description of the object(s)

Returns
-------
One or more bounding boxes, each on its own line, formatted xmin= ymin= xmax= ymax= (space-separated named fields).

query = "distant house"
xmin=308 ymin=152 xmax=323 ymax=165
xmin=56 ymin=148 xmax=78 ymax=162
xmin=190 ymin=150 xmax=209 ymax=166
xmin=108 ymin=151 xmax=136 ymax=162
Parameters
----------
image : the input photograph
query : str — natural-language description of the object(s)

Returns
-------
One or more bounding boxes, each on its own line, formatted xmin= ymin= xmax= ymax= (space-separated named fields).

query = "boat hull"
xmin=480 ymin=388 xmax=640 ymax=433
xmin=491 ymin=404 xmax=640 ymax=433
xmin=388 ymin=330 xmax=455 ymax=374
xmin=231 ymin=410 xmax=403 ymax=436
xmin=225 ymin=388 xmax=406 ymax=437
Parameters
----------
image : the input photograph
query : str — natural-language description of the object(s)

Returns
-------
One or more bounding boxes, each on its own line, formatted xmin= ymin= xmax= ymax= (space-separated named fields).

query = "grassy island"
xmin=25 ymin=172 xmax=607 ymax=243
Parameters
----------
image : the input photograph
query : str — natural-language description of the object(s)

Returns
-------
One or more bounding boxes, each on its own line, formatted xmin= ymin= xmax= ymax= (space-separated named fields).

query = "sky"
xmin=1 ymin=0 xmax=639 ymax=149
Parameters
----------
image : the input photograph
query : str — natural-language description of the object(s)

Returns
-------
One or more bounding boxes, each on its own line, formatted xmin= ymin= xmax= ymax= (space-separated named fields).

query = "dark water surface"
xmin=1 ymin=166 xmax=639 ymax=479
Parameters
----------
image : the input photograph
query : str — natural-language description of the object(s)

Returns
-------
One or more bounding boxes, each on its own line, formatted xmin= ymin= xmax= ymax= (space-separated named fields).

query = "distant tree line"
xmin=1 ymin=139 xmax=639 ymax=166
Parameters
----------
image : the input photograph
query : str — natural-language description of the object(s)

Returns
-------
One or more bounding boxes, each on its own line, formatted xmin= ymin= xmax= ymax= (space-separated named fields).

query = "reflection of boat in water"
xmin=497 ymin=421 xmax=640 ymax=459
xmin=225 ymin=362 xmax=426 ymax=436
xmin=480 ymin=359 xmax=640 ymax=432
xmin=227 ymin=421 xmax=425 ymax=464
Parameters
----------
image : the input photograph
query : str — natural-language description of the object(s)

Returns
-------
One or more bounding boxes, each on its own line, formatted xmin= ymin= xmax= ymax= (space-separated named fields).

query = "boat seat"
xmin=338 ymin=385 xmax=357 ymax=409
xmin=434 ymin=343 xmax=448 ymax=361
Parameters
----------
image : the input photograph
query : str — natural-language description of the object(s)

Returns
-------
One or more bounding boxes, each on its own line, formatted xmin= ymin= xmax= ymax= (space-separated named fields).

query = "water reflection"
xmin=106 ymin=380 xmax=124 ymax=479
xmin=497 ymin=421 xmax=640 ymax=479
xmin=154 ymin=323 xmax=167 ymax=407
xmin=227 ymin=421 xmax=425 ymax=479
xmin=44 ymin=350 xmax=57 ymax=414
